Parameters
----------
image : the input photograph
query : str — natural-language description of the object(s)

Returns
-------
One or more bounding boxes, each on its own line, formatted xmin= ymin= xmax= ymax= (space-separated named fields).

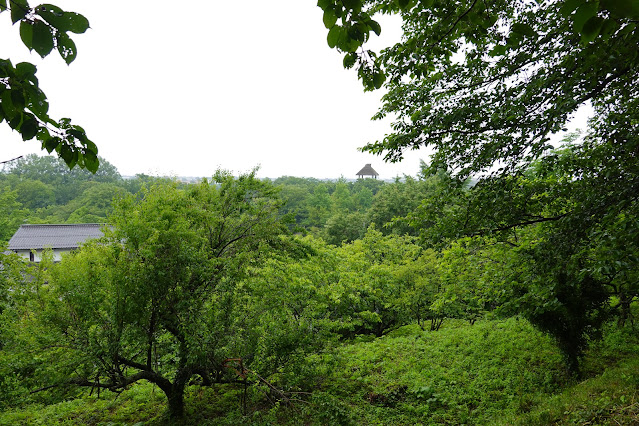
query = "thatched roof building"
xmin=356 ymin=164 xmax=379 ymax=179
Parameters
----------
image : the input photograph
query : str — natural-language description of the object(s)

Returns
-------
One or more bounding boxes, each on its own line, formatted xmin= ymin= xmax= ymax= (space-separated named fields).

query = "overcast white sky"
xmin=1 ymin=2 xmax=589 ymax=180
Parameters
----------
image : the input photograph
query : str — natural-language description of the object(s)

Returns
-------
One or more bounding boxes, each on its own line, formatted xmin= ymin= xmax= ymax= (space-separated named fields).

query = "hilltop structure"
xmin=356 ymin=164 xmax=379 ymax=179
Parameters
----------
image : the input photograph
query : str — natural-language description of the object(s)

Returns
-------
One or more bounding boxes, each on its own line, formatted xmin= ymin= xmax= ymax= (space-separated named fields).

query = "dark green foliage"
xmin=0 ymin=154 xmax=138 ymax=225
xmin=318 ymin=0 xmax=638 ymax=177
xmin=1 ymin=3 xmax=95 ymax=170
xmin=521 ymin=268 xmax=610 ymax=374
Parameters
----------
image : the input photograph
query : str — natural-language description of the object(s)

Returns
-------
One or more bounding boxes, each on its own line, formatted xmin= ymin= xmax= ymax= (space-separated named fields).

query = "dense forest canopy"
xmin=1 ymin=152 xmax=638 ymax=421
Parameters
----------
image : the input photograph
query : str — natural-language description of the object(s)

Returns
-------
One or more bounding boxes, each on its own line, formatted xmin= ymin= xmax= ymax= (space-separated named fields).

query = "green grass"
xmin=2 ymin=319 xmax=638 ymax=425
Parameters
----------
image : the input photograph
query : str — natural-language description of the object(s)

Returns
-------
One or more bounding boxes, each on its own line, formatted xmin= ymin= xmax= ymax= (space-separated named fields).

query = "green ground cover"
xmin=2 ymin=318 xmax=637 ymax=425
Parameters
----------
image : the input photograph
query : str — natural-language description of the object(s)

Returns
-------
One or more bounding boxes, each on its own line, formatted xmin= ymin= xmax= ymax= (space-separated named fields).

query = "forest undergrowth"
xmin=2 ymin=318 xmax=637 ymax=425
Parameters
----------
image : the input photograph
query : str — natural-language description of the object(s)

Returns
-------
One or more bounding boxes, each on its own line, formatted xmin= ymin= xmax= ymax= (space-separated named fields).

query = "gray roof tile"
xmin=8 ymin=224 xmax=106 ymax=250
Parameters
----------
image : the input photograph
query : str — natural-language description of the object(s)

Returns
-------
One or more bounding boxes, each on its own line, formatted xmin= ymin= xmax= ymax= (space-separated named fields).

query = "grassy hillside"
xmin=1 ymin=318 xmax=638 ymax=425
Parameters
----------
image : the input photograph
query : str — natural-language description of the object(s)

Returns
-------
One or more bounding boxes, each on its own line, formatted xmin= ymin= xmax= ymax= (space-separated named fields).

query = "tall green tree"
xmin=4 ymin=154 xmax=120 ymax=204
xmin=17 ymin=171 xmax=294 ymax=419
xmin=1 ymin=2 xmax=96 ymax=170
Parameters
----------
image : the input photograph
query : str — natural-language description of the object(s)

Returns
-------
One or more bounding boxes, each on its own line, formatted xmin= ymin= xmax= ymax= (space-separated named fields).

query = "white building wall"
xmin=13 ymin=249 xmax=71 ymax=263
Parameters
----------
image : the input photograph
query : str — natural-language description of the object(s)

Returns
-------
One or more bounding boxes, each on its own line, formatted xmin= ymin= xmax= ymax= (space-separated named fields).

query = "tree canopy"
xmin=0 ymin=1 xmax=96 ymax=171
xmin=318 ymin=0 xmax=637 ymax=176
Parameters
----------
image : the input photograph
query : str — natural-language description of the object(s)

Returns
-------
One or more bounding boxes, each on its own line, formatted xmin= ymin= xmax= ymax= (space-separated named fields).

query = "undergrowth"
xmin=1 ymin=318 xmax=638 ymax=425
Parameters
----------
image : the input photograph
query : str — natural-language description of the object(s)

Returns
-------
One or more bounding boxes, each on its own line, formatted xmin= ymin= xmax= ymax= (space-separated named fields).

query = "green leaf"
xmin=0 ymin=59 xmax=13 ymax=78
xmin=581 ymin=16 xmax=604 ymax=42
xmin=83 ymin=148 xmax=99 ymax=173
xmin=369 ymin=20 xmax=382 ymax=36
xmin=59 ymin=143 xmax=74 ymax=165
xmin=572 ymin=2 xmax=598 ymax=33
xmin=9 ymin=112 xmax=23 ymax=130
xmin=43 ymin=136 xmax=60 ymax=153
xmin=15 ymin=61 xmax=37 ymax=77
xmin=506 ymin=32 xmax=523 ymax=48
xmin=10 ymin=0 xmax=29 ymax=24
xmin=317 ymin=0 xmax=331 ymax=9
xmin=599 ymin=18 xmax=620 ymax=36
xmin=68 ymin=150 xmax=79 ymax=168
xmin=84 ymin=138 xmax=98 ymax=155
xmin=37 ymin=5 xmax=89 ymax=34
xmin=20 ymin=114 xmax=38 ymax=140
xmin=343 ymin=52 xmax=357 ymax=69
xmin=372 ymin=71 xmax=386 ymax=89
xmin=327 ymin=26 xmax=341 ymax=48
xmin=342 ymin=0 xmax=361 ymax=10
xmin=19 ymin=21 xmax=34 ymax=50
xmin=56 ymin=31 xmax=77 ymax=64
xmin=36 ymin=125 xmax=49 ymax=140
xmin=68 ymin=127 xmax=87 ymax=142
xmin=397 ymin=0 xmax=410 ymax=10
xmin=347 ymin=23 xmax=366 ymax=43
xmin=489 ymin=44 xmax=507 ymax=57
xmin=339 ymin=36 xmax=360 ymax=52
xmin=600 ymin=0 xmax=639 ymax=19
xmin=1 ymin=90 xmax=16 ymax=117
xmin=24 ymin=85 xmax=49 ymax=120
xmin=0 ymin=0 xmax=7 ymax=12
xmin=64 ymin=12 xmax=89 ymax=34
xmin=511 ymin=22 xmax=537 ymax=37
xmin=35 ymin=4 xmax=65 ymax=28
xmin=323 ymin=9 xmax=337 ymax=28
xmin=560 ymin=0 xmax=584 ymax=17
xmin=32 ymin=20 xmax=55 ymax=57
xmin=10 ymin=89 xmax=26 ymax=110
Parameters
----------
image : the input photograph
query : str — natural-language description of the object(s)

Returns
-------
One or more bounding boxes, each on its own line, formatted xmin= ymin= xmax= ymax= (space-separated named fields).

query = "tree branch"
xmin=0 ymin=155 xmax=23 ymax=165
xmin=472 ymin=212 xmax=569 ymax=236
xmin=430 ymin=0 xmax=480 ymax=49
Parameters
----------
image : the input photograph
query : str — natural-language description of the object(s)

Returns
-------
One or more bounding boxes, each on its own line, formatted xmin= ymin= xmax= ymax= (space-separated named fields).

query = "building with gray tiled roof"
xmin=7 ymin=224 xmax=106 ymax=262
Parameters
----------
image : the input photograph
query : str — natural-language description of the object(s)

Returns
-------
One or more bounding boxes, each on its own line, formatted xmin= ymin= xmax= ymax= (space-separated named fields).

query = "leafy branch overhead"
xmin=0 ymin=0 xmax=97 ymax=172
xmin=317 ymin=0 xmax=639 ymax=176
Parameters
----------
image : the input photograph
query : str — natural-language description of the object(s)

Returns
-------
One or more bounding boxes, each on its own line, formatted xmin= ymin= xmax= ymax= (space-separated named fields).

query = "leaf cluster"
xmin=1 ymin=2 xmax=96 ymax=171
